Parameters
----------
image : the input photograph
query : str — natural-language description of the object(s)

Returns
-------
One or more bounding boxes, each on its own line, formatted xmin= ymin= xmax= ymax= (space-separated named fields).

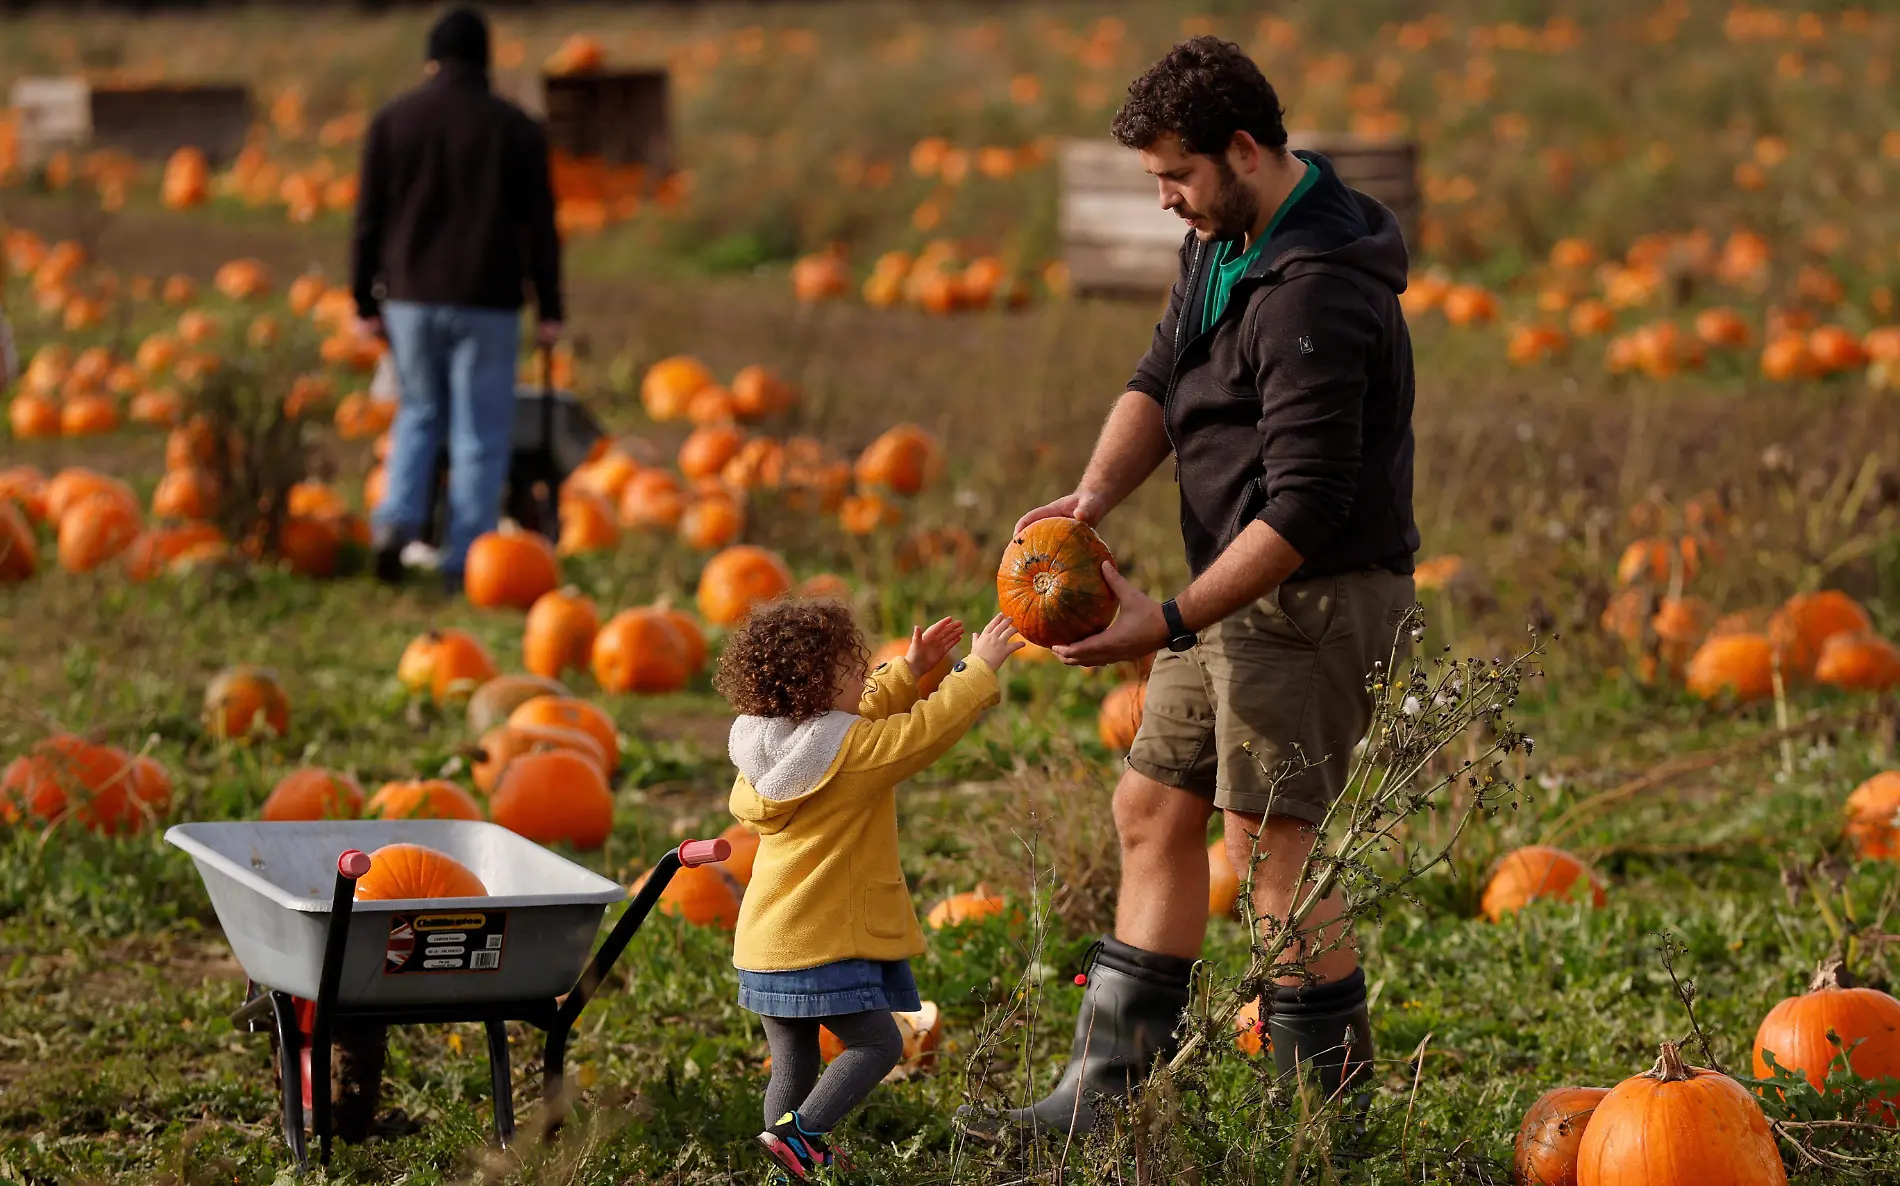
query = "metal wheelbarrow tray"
xmin=167 ymin=819 xmax=728 ymax=1168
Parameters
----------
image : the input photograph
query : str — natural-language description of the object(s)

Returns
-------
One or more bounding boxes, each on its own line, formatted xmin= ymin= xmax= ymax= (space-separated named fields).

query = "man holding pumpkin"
xmin=973 ymin=37 xmax=1419 ymax=1137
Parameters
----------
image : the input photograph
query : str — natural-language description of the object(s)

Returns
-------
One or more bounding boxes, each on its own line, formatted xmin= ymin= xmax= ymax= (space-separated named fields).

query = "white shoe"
xmin=399 ymin=542 xmax=441 ymax=571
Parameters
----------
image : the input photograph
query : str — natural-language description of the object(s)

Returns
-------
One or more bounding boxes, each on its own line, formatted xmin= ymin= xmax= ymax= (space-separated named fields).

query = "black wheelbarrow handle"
xmin=310 ymin=849 xmax=371 ymax=1164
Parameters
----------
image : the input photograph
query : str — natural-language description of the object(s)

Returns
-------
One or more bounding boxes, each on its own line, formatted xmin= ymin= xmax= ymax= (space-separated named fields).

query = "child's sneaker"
xmin=757 ymin=1112 xmax=835 ymax=1180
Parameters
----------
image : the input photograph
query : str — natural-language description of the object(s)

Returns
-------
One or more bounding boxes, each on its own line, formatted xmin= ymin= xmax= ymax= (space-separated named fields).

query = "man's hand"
xmin=536 ymin=320 xmax=564 ymax=349
xmin=905 ymin=616 xmax=965 ymax=676
xmin=356 ymin=315 xmax=383 ymax=341
xmin=1014 ymin=490 xmax=1110 ymax=535
xmin=1052 ymin=563 xmax=1169 ymax=667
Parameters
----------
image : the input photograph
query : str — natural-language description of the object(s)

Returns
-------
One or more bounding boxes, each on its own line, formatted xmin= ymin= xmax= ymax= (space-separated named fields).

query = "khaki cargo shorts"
xmin=1127 ymin=569 xmax=1416 ymax=823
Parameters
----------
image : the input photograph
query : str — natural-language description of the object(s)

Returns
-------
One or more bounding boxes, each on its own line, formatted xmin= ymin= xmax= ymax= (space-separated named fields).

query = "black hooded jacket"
xmin=1126 ymin=151 xmax=1419 ymax=581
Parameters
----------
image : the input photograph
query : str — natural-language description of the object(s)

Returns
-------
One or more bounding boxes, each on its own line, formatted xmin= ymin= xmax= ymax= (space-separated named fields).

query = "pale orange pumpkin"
xmin=469 ymin=722 xmax=606 ymax=794
xmin=523 ymin=588 xmax=600 ymax=680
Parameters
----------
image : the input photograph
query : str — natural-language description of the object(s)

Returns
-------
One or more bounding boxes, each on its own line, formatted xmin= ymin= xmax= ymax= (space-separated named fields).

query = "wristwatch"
xmin=1161 ymin=599 xmax=1197 ymax=652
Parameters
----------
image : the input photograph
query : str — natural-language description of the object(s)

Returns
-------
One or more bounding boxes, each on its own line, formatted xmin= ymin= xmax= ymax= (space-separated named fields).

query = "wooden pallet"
xmin=1059 ymin=134 xmax=1420 ymax=296
xmin=500 ymin=69 xmax=671 ymax=175
xmin=7 ymin=77 xmax=252 ymax=165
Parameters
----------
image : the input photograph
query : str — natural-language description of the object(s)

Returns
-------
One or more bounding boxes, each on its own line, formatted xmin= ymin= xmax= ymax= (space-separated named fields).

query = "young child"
xmin=714 ymin=600 xmax=1024 ymax=1179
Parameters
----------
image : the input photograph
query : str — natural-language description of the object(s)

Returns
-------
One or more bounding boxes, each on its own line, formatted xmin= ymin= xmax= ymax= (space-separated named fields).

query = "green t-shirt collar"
xmin=1201 ymin=158 xmax=1320 ymax=333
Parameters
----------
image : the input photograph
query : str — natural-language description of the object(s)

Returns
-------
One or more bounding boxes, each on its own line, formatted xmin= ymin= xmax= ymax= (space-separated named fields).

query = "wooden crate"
xmin=6 ymin=77 xmax=252 ymax=166
xmin=1059 ymin=134 xmax=1420 ymax=296
xmin=502 ymin=70 xmax=671 ymax=175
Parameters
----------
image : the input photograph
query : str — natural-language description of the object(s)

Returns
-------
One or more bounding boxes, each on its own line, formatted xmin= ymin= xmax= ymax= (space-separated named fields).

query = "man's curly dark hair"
xmin=1111 ymin=37 xmax=1287 ymax=157
xmin=713 ymin=599 xmax=870 ymax=721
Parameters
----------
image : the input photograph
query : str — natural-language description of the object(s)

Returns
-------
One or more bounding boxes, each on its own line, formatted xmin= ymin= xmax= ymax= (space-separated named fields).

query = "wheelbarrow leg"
xmin=269 ymin=992 xmax=309 ymax=1169
xmin=486 ymin=1020 xmax=517 ymax=1147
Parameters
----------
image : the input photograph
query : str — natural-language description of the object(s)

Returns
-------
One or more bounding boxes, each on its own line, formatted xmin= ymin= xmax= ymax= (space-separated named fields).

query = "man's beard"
xmin=1198 ymin=162 xmax=1260 ymax=242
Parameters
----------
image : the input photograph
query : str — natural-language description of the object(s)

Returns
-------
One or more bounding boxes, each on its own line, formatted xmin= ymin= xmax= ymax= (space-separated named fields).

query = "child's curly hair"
xmin=713 ymin=599 xmax=870 ymax=721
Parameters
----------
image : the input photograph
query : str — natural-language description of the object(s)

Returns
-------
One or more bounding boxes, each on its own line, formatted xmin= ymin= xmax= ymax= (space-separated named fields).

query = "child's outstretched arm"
xmin=841 ymin=615 xmax=1024 ymax=788
xmin=858 ymin=617 xmax=962 ymax=720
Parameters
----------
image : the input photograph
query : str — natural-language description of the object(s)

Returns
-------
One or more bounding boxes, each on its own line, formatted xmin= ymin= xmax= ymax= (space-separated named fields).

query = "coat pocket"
xmin=863 ymin=877 xmax=915 ymax=939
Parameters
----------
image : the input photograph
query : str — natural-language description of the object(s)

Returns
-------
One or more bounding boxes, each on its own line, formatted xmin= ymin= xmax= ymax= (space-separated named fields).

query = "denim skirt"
xmin=738 ymin=958 xmax=921 ymax=1018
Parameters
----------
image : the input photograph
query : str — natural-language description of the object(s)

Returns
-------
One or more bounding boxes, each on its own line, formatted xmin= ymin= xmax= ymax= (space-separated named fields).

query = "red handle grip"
xmin=338 ymin=849 xmax=372 ymax=880
xmin=677 ymin=838 xmax=731 ymax=868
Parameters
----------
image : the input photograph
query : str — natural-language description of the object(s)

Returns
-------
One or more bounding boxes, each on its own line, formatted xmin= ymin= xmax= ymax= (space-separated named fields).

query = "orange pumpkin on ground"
xmin=679 ymin=495 xmax=745 ymax=550
xmin=593 ymin=608 xmax=692 ymax=694
xmin=660 ymin=607 xmax=709 ymax=673
xmin=1845 ymin=772 xmax=1900 ymax=861
xmin=926 ymin=884 xmax=1007 ymax=929
xmin=397 ymin=631 xmax=445 ymax=692
xmin=0 ymin=500 xmax=36 ymax=582
xmin=428 ymin=631 xmax=500 ymax=705
xmin=354 ymin=843 xmax=488 ymax=900
xmin=697 ymin=545 xmax=793 ymax=625
xmin=508 ymin=696 xmax=620 ymax=773
xmin=490 ymin=749 xmax=614 ymax=849
xmin=1814 ymin=633 xmax=1900 ymax=692
xmin=796 ymin=573 xmax=852 ymax=602
xmin=9 ymin=394 xmax=61 ymax=439
xmin=731 ymin=365 xmax=794 ymax=419
xmin=122 ymin=524 xmax=225 ymax=582
xmin=634 ymin=862 xmax=743 ymax=929
xmin=60 ymin=394 xmax=121 ymax=437
xmin=1206 ymin=839 xmax=1244 ymax=919
xmin=1684 ymin=633 xmax=1777 ymax=702
xmin=1480 ymin=846 xmax=1606 ymax=921
xmin=854 ymin=424 xmax=942 ymax=496
xmin=1233 ymin=998 xmax=1268 ymax=1057
xmin=523 ymin=588 xmax=599 ymax=680
xmin=861 ymin=639 xmax=943 ymax=696
xmin=719 ymin=822 xmax=761 ymax=887
xmin=0 ymin=467 xmax=47 ymax=523
xmin=44 ymin=468 xmax=136 ymax=524
xmin=556 ymin=488 xmax=620 ymax=555
xmin=0 ymin=735 xmax=167 ymax=834
xmin=204 ymin=665 xmax=291 ymax=742
xmin=1752 ymin=957 xmax=1900 ymax=1119
xmin=365 ymin=780 xmax=484 ymax=822
xmin=470 ymin=723 xmax=606 ymax=794
xmin=1576 ymin=1042 xmax=1786 ymax=1186
xmin=997 ymin=517 xmax=1117 ymax=647
xmin=641 ymin=356 xmax=713 ymax=421
xmin=1098 ymin=681 xmax=1147 ymax=750
xmin=262 ymin=768 xmax=364 ymax=821
xmin=679 ymin=424 xmax=747 ymax=481
xmin=57 ymin=496 xmax=142 ymax=573
xmin=277 ymin=515 xmax=344 ymax=579
xmin=1514 ymin=1086 xmax=1611 ymax=1186
xmin=464 ymin=529 xmax=559 ymax=610
xmin=1769 ymin=590 xmax=1871 ymax=679
xmin=619 ymin=469 xmax=685 ymax=530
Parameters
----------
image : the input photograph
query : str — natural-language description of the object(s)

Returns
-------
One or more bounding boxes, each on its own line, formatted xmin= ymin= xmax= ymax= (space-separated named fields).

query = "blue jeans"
xmin=373 ymin=301 xmax=520 ymax=578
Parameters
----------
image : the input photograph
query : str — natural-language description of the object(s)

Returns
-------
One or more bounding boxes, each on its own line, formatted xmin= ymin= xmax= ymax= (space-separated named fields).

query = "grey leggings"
xmin=761 ymin=1011 xmax=903 ymax=1132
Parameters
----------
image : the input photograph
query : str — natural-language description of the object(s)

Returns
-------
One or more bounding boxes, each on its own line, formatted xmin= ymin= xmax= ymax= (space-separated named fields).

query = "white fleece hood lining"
xmin=728 ymin=710 xmax=859 ymax=802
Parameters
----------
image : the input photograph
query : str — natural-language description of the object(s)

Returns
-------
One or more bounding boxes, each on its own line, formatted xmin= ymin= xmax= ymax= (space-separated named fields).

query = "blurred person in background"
xmin=969 ymin=37 xmax=1419 ymax=1140
xmin=351 ymin=4 xmax=563 ymax=589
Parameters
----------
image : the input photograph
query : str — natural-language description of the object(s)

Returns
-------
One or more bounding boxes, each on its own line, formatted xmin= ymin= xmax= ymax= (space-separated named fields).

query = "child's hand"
xmin=970 ymin=613 xmax=1027 ymax=670
xmin=905 ymin=617 xmax=965 ymax=676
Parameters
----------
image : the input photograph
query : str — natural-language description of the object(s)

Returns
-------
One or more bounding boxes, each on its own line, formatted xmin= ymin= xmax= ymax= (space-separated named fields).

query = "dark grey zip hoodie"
xmin=1126 ymin=151 xmax=1419 ymax=581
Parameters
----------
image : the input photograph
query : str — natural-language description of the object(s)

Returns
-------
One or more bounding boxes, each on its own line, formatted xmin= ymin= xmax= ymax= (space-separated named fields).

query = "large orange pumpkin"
xmin=1514 ymin=1087 xmax=1611 ymax=1186
xmin=1752 ymin=957 xmax=1900 ymax=1119
xmin=869 ymin=638 xmax=952 ymax=696
xmin=523 ymin=588 xmax=599 ymax=680
xmin=508 ymin=696 xmax=620 ymax=772
xmin=633 ymin=862 xmax=743 ymax=929
xmin=1846 ymin=772 xmax=1900 ymax=860
xmin=57 ymin=494 xmax=142 ymax=573
xmin=0 ymin=499 xmax=36 ymax=582
xmin=1769 ymin=590 xmax=1871 ymax=679
xmin=697 ymin=545 xmax=793 ymax=625
xmin=997 ymin=517 xmax=1117 ymax=647
xmin=364 ymin=780 xmax=484 ymax=822
xmin=490 ymin=749 xmax=614 ymax=849
xmin=354 ymin=843 xmax=488 ymax=900
xmin=204 ymin=665 xmax=291 ymax=742
xmin=262 ymin=768 xmax=364 ymax=821
xmin=429 ymin=631 xmax=500 ymax=705
xmin=926 ymin=884 xmax=1007 ymax=929
xmin=1480 ymin=846 xmax=1606 ymax=921
xmin=1684 ymin=633 xmax=1777 ymax=702
xmin=592 ymin=608 xmax=692 ymax=694
xmin=854 ymin=424 xmax=942 ymax=496
xmin=469 ymin=722 xmax=606 ymax=794
xmin=1576 ymin=1042 xmax=1786 ymax=1186
xmin=1098 ymin=681 xmax=1147 ymax=750
xmin=660 ymin=607 xmax=709 ymax=673
xmin=1813 ymin=633 xmax=1900 ymax=692
xmin=641 ymin=356 xmax=713 ymax=421
xmin=465 ymin=529 xmax=559 ymax=610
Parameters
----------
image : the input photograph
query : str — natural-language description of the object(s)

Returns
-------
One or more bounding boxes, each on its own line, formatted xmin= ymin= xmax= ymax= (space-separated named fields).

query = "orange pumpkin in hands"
xmin=633 ymin=862 xmax=743 ymax=929
xmin=365 ymin=779 xmax=483 ymax=821
xmin=997 ymin=517 xmax=1117 ymax=647
xmin=508 ymin=696 xmax=619 ymax=772
xmin=204 ymin=666 xmax=290 ymax=742
xmin=354 ymin=843 xmax=487 ymax=900
xmin=1514 ymin=1086 xmax=1610 ymax=1186
xmin=1576 ymin=1043 xmax=1786 ymax=1186
xmin=697 ymin=545 xmax=793 ymax=625
xmin=465 ymin=529 xmax=559 ymax=610
xmin=593 ymin=608 xmax=692 ymax=694
xmin=523 ymin=588 xmax=599 ymax=680
xmin=490 ymin=749 xmax=614 ymax=849
xmin=262 ymin=768 xmax=364 ymax=821
xmin=1480 ymin=846 xmax=1606 ymax=921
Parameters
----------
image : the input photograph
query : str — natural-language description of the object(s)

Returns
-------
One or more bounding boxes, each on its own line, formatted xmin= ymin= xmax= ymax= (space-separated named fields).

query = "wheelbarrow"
xmin=166 ymin=819 xmax=727 ymax=1168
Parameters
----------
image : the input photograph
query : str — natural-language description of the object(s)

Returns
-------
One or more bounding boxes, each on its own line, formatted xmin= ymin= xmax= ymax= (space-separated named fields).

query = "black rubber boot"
xmin=331 ymin=1022 xmax=388 ymax=1144
xmin=1267 ymin=968 xmax=1374 ymax=1111
xmin=957 ymin=938 xmax=1194 ymax=1138
xmin=369 ymin=525 xmax=409 ymax=586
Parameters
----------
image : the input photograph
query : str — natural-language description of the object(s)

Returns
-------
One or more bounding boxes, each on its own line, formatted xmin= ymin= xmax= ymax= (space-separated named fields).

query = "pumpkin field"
xmin=7 ymin=1 xmax=1900 ymax=1183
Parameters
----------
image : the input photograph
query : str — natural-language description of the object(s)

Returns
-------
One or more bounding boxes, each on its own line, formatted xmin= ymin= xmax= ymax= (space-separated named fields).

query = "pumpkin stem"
xmin=1643 ymin=1040 xmax=1696 ymax=1083
xmin=1809 ymin=953 xmax=1855 ymax=992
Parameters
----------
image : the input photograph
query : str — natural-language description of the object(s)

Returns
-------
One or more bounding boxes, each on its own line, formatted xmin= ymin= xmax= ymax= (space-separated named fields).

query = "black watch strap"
xmin=1162 ymin=599 xmax=1196 ymax=651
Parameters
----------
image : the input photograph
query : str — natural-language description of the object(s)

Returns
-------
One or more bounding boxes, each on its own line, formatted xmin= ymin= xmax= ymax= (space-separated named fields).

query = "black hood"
xmin=1251 ymin=151 xmax=1409 ymax=295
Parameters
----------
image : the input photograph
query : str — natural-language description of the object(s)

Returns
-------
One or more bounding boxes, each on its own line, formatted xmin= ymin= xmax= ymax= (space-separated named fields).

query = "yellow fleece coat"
xmin=729 ymin=654 xmax=1000 ymax=972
